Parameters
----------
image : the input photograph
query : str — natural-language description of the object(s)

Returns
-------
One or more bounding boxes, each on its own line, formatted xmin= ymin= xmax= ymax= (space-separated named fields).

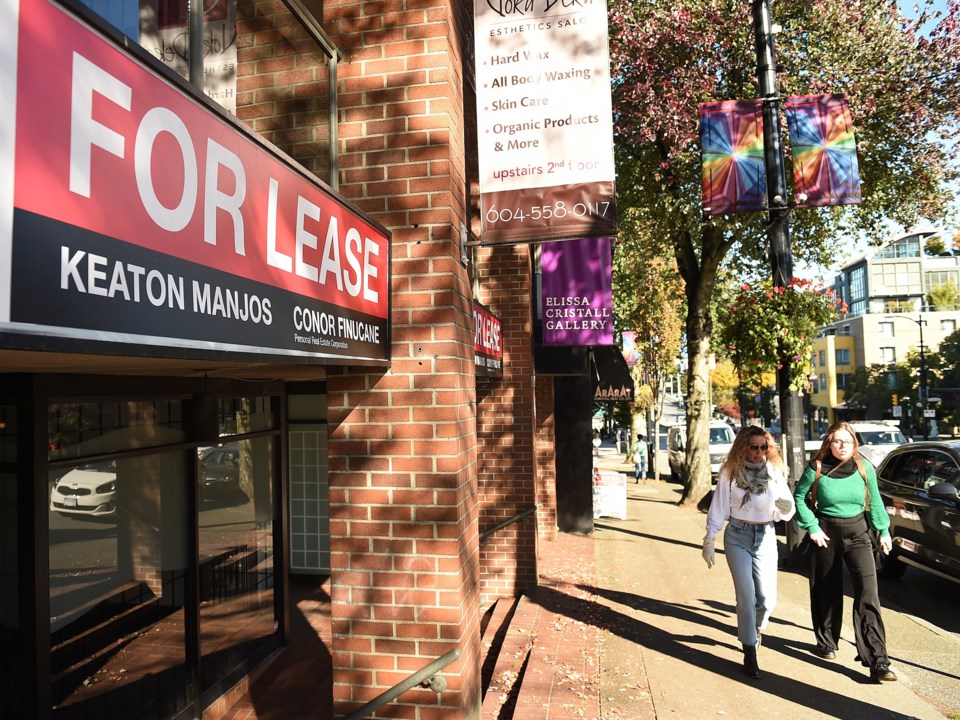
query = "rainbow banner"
xmin=621 ymin=330 xmax=639 ymax=367
xmin=785 ymin=94 xmax=861 ymax=207
xmin=699 ymin=100 xmax=766 ymax=216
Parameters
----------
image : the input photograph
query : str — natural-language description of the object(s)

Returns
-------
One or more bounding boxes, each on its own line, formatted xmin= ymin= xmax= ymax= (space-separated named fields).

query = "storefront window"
xmin=218 ymin=397 xmax=278 ymax=437
xmin=0 ymin=403 xmax=18 ymax=717
xmin=49 ymin=401 xmax=185 ymax=461
xmin=49 ymin=449 xmax=191 ymax=719
xmin=198 ymin=436 xmax=276 ymax=691
xmin=46 ymin=392 xmax=281 ymax=717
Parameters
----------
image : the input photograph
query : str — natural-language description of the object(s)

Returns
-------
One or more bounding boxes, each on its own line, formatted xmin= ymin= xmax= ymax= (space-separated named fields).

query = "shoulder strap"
xmin=811 ymin=461 xmax=821 ymax=507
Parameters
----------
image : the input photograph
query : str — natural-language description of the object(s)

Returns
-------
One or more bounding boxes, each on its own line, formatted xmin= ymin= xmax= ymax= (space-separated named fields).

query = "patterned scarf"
xmin=733 ymin=459 xmax=770 ymax=508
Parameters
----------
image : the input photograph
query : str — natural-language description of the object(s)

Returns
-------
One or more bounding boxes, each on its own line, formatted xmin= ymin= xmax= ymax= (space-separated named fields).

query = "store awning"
xmin=592 ymin=346 xmax=634 ymax=403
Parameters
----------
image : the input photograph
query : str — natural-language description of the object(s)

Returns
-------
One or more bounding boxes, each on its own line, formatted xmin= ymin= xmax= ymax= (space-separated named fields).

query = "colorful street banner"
xmin=473 ymin=0 xmax=617 ymax=244
xmin=621 ymin=330 xmax=639 ymax=367
xmin=699 ymin=100 xmax=767 ymax=216
xmin=785 ymin=94 xmax=861 ymax=207
xmin=541 ymin=236 xmax=613 ymax=346
xmin=2 ymin=0 xmax=391 ymax=365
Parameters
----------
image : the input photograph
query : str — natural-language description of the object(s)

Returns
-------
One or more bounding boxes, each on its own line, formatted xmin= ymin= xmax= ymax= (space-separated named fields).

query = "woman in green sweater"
xmin=793 ymin=421 xmax=897 ymax=683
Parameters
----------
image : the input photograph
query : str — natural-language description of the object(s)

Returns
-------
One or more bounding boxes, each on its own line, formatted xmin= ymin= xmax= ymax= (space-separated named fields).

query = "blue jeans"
xmin=634 ymin=459 xmax=646 ymax=480
xmin=724 ymin=518 xmax=779 ymax=647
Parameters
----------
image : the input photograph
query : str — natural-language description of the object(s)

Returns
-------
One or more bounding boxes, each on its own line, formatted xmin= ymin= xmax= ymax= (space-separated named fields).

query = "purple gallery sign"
xmin=541 ymin=236 xmax=613 ymax=346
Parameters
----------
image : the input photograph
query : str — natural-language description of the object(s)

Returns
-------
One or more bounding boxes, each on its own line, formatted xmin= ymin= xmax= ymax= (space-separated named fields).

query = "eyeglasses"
xmin=830 ymin=439 xmax=853 ymax=447
xmin=748 ymin=444 xmax=768 ymax=451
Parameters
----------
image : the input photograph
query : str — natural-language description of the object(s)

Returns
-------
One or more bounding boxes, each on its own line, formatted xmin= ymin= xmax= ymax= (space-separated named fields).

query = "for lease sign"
xmin=0 ymin=0 xmax=391 ymax=364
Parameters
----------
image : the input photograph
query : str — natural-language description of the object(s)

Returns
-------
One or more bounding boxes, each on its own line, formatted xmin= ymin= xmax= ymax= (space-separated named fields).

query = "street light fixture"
xmin=884 ymin=313 xmax=928 ymax=439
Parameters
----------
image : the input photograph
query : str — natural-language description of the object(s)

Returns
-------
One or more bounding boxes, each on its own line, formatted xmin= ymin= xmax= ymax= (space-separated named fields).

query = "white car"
xmin=49 ymin=461 xmax=117 ymax=518
xmin=849 ymin=421 xmax=909 ymax=467
xmin=667 ymin=421 xmax=736 ymax=484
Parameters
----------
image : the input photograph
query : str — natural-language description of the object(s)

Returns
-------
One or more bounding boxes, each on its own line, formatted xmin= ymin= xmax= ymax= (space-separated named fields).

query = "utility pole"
xmin=753 ymin=0 xmax=806 ymax=563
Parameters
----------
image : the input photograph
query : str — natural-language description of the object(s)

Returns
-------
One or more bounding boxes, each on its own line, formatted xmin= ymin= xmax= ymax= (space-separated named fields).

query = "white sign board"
xmin=593 ymin=470 xmax=627 ymax=520
xmin=473 ymin=0 xmax=617 ymax=244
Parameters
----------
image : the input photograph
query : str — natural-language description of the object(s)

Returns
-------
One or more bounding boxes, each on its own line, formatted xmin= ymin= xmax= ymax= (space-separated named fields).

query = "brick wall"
xmin=235 ymin=1 xmax=333 ymax=181
xmin=474 ymin=245 xmax=539 ymax=605
xmin=321 ymin=0 xmax=482 ymax=717
xmin=535 ymin=380 xmax=558 ymax=542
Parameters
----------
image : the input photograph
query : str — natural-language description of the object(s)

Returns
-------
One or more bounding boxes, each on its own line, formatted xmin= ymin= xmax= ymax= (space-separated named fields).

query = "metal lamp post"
xmin=753 ymin=0 xmax=806 ymax=565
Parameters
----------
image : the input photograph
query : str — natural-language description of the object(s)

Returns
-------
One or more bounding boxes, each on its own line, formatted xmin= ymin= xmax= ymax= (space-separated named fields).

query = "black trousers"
xmin=808 ymin=513 xmax=888 ymax=667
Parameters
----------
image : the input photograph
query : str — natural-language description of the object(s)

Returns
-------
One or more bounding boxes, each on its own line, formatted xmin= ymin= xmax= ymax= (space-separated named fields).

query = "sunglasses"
xmin=748 ymin=443 xmax=768 ymax=451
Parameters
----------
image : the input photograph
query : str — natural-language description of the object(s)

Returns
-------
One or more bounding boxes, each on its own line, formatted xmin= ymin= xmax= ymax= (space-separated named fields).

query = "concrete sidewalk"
xmin=555 ymin=443 xmax=957 ymax=719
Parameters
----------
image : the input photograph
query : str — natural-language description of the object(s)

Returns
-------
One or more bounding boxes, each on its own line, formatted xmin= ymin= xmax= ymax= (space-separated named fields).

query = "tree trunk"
xmin=679 ymin=313 xmax=713 ymax=507
xmin=676 ymin=225 xmax=731 ymax=508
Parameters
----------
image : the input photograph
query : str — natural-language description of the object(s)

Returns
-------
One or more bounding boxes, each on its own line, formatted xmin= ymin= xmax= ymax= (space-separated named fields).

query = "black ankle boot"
xmin=743 ymin=644 xmax=761 ymax=679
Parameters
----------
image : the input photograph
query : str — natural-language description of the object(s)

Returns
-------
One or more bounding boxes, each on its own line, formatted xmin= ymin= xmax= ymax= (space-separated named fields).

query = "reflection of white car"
xmin=50 ymin=461 xmax=117 ymax=518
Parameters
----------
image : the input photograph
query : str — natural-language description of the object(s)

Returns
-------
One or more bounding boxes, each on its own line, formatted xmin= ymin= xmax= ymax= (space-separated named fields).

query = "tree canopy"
xmin=608 ymin=0 xmax=960 ymax=505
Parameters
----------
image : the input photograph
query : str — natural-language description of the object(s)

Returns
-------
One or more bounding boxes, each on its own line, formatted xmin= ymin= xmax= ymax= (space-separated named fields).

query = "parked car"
xmin=849 ymin=421 xmax=909 ymax=467
xmin=875 ymin=440 xmax=960 ymax=583
xmin=199 ymin=444 xmax=241 ymax=500
xmin=49 ymin=460 xmax=117 ymax=518
xmin=667 ymin=420 xmax=736 ymax=484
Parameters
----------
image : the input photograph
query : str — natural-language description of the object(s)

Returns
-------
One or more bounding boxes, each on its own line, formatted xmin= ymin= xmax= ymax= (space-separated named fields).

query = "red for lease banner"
xmin=4 ymin=0 xmax=391 ymax=364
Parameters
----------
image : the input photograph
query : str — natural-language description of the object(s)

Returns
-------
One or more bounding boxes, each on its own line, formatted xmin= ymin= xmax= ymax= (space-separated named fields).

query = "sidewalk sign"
xmin=593 ymin=470 xmax=627 ymax=520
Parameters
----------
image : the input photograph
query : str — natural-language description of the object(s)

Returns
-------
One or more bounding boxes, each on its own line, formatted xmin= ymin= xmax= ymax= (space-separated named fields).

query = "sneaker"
xmin=871 ymin=664 xmax=897 ymax=682
xmin=813 ymin=646 xmax=836 ymax=660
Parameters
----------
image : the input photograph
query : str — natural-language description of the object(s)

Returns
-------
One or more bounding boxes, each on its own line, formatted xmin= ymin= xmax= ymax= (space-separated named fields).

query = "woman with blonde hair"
xmin=793 ymin=421 xmax=896 ymax=682
xmin=702 ymin=425 xmax=795 ymax=679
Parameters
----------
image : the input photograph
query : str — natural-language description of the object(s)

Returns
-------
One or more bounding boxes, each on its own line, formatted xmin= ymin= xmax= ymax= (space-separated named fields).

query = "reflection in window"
xmin=199 ymin=436 xmax=276 ymax=692
xmin=49 ymin=401 xmax=184 ymax=461
xmin=49 ymin=451 xmax=190 ymax=719
xmin=928 ymin=455 xmax=960 ymax=490
xmin=218 ymin=397 xmax=277 ymax=437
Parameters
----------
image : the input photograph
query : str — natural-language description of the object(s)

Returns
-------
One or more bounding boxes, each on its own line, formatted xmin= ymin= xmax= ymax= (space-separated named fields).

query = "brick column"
xmin=323 ymin=0 xmax=481 ymax=717
xmin=474 ymin=245 xmax=539 ymax=604
xmin=535 ymin=380 xmax=558 ymax=542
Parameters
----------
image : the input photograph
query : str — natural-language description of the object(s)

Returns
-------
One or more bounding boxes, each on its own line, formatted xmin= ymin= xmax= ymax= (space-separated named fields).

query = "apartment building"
xmin=808 ymin=230 xmax=960 ymax=432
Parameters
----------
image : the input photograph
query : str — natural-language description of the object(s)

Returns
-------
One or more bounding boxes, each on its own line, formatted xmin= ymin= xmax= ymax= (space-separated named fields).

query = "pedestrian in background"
xmin=793 ymin=421 xmax=897 ymax=683
xmin=702 ymin=426 xmax=795 ymax=679
xmin=632 ymin=434 xmax=647 ymax=483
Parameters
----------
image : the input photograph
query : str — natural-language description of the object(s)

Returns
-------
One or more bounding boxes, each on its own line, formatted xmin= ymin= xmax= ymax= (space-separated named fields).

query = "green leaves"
xmin=717 ymin=279 xmax=845 ymax=391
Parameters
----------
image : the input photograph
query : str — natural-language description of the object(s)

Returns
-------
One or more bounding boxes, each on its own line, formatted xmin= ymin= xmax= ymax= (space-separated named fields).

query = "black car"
xmin=875 ymin=440 xmax=960 ymax=583
xmin=199 ymin=444 xmax=241 ymax=500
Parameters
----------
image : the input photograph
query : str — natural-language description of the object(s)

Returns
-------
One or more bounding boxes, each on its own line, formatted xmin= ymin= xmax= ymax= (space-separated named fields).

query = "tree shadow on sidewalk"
xmin=527 ymin=582 xmax=925 ymax=720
